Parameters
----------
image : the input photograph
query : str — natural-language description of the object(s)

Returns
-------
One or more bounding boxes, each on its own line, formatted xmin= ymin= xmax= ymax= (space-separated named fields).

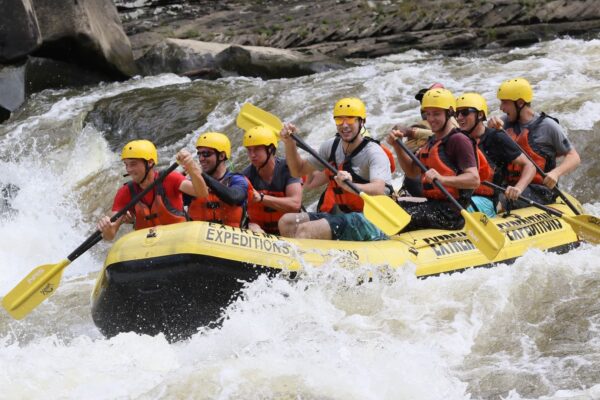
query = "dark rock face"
xmin=0 ymin=0 xmax=41 ymax=63
xmin=32 ymin=0 xmax=136 ymax=77
xmin=122 ymin=0 xmax=600 ymax=61
xmin=0 ymin=0 xmax=137 ymax=121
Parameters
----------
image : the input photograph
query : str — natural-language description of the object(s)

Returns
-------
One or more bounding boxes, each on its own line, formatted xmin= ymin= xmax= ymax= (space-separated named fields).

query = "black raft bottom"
xmin=91 ymin=253 xmax=277 ymax=342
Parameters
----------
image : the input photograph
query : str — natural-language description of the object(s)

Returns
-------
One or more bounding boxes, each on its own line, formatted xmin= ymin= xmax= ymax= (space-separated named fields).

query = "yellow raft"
xmin=92 ymin=200 xmax=582 ymax=340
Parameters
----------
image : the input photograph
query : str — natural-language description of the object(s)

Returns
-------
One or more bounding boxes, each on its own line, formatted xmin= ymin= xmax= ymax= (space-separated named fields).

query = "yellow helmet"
xmin=497 ymin=78 xmax=533 ymax=103
xmin=333 ymin=97 xmax=367 ymax=119
xmin=421 ymin=88 xmax=456 ymax=110
xmin=243 ymin=125 xmax=278 ymax=149
xmin=121 ymin=140 xmax=158 ymax=164
xmin=195 ymin=132 xmax=231 ymax=159
xmin=456 ymin=93 xmax=488 ymax=118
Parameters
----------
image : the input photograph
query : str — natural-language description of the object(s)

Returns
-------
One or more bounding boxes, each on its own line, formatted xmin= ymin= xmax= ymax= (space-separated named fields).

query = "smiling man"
xmin=387 ymin=88 xmax=480 ymax=231
xmin=97 ymin=140 xmax=195 ymax=240
xmin=278 ymin=97 xmax=392 ymax=241
xmin=177 ymin=132 xmax=250 ymax=227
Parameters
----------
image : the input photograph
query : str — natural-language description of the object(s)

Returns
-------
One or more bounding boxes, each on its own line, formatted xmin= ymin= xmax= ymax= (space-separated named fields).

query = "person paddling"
xmin=177 ymin=132 xmax=250 ymax=228
xmin=489 ymin=77 xmax=581 ymax=208
xmin=97 ymin=140 xmax=194 ymax=240
xmin=242 ymin=125 xmax=302 ymax=234
xmin=387 ymin=88 xmax=480 ymax=231
xmin=278 ymin=97 xmax=392 ymax=241
xmin=455 ymin=92 xmax=536 ymax=217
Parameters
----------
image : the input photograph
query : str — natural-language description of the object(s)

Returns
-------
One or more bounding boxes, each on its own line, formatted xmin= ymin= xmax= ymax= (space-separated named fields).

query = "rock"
xmin=32 ymin=0 xmax=137 ymax=77
xmin=137 ymin=38 xmax=347 ymax=80
xmin=0 ymin=56 xmax=118 ymax=120
xmin=0 ymin=0 xmax=41 ymax=63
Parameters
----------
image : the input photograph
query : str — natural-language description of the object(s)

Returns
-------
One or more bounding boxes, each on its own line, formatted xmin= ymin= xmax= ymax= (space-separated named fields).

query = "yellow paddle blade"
xmin=361 ymin=193 xmax=411 ymax=235
xmin=236 ymin=103 xmax=283 ymax=137
xmin=461 ymin=211 xmax=506 ymax=260
xmin=563 ymin=214 xmax=600 ymax=244
xmin=2 ymin=259 xmax=70 ymax=319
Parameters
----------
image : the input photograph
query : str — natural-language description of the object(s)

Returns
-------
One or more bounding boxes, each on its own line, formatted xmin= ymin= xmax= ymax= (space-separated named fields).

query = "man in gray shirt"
xmin=490 ymin=77 xmax=580 ymax=206
xmin=278 ymin=97 xmax=392 ymax=241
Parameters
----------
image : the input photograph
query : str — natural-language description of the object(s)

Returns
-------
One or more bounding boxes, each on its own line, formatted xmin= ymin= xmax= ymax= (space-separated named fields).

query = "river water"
xmin=1 ymin=37 xmax=600 ymax=399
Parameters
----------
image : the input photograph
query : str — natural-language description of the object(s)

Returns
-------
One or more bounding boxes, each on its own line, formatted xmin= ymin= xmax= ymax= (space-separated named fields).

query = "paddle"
xmin=236 ymin=102 xmax=411 ymax=235
xmin=2 ymin=162 xmax=179 ymax=320
xmin=394 ymin=138 xmax=505 ymax=260
xmin=483 ymin=181 xmax=600 ymax=244
xmin=501 ymin=130 xmax=580 ymax=215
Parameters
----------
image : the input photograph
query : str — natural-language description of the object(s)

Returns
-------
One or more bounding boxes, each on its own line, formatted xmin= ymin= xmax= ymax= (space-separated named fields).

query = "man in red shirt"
xmin=97 ymin=140 xmax=196 ymax=240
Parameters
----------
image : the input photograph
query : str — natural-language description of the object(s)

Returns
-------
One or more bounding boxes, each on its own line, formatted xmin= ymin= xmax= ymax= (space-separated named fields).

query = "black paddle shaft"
xmin=291 ymin=134 xmax=363 ymax=195
xmin=66 ymin=162 xmax=179 ymax=262
xmin=394 ymin=138 xmax=464 ymax=211
xmin=483 ymin=181 xmax=563 ymax=218
xmin=502 ymin=130 xmax=580 ymax=215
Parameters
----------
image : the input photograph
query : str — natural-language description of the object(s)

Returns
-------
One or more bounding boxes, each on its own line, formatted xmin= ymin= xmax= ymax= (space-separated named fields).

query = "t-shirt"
xmin=443 ymin=131 xmax=477 ymax=172
xmin=242 ymin=157 xmax=301 ymax=192
xmin=502 ymin=113 xmax=572 ymax=157
xmin=308 ymin=136 xmax=392 ymax=187
xmin=112 ymin=171 xmax=186 ymax=212
xmin=478 ymin=127 xmax=522 ymax=171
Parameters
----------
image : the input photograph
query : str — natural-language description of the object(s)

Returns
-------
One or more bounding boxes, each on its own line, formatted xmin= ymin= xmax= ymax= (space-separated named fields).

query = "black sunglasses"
xmin=197 ymin=150 xmax=216 ymax=158
xmin=456 ymin=108 xmax=478 ymax=117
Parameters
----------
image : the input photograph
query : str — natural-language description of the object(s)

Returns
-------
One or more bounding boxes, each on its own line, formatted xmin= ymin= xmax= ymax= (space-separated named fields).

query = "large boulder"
xmin=137 ymin=38 xmax=346 ymax=80
xmin=32 ymin=0 xmax=136 ymax=77
xmin=0 ymin=0 xmax=41 ymax=62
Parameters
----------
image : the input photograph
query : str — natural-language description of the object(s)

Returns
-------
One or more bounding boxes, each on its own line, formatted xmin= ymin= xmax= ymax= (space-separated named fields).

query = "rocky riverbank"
xmin=2 ymin=0 xmax=600 ymax=123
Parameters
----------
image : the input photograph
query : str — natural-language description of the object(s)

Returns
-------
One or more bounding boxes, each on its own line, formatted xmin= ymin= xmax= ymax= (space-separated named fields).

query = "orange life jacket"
xmin=473 ymin=139 xmax=495 ymax=197
xmin=246 ymin=189 xmax=287 ymax=234
xmin=319 ymin=136 xmax=393 ymax=213
xmin=187 ymin=173 xmax=250 ymax=227
xmin=418 ymin=129 xmax=473 ymax=203
xmin=505 ymin=114 xmax=557 ymax=185
xmin=127 ymin=175 xmax=187 ymax=230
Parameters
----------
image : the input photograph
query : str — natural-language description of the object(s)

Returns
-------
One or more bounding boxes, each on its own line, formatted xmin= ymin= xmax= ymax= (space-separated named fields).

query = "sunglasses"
xmin=334 ymin=116 xmax=358 ymax=125
xmin=456 ymin=108 xmax=478 ymax=117
xmin=197 ymin=150 xmax=216 ymax=158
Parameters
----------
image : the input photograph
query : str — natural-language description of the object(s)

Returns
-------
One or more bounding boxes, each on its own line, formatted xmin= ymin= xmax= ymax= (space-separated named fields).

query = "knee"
xmin=278 ymin=213 xmax=298 ymax=237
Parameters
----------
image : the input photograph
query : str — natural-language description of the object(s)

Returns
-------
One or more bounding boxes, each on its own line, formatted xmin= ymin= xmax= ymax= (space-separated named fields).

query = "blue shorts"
xmin=467 ymin=196 xmax=496 ymax=217
xmin=308 ymin=212 xmax=388 ymax=241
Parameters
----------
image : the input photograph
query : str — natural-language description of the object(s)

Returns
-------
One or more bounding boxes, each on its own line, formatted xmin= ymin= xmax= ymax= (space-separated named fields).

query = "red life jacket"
xmin=187 ymin=173 xmax=250 ymax=227
xmin=418 ymin=129 xmax=473 ymax=202
xmin=473 ymin=139 xmax=495 ymax=197
xmin=127 ymin=174 xmax=187 ymax=230
xmin=505 ymin=114 xmax=557 ymax=185
xmin=246 ymin=189 xmax=287 ymax=234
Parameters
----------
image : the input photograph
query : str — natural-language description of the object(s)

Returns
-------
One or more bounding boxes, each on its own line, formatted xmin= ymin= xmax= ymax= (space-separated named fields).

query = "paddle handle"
xmin=501 ymin=130 xmax=580 ymax=215
xmin=483 ymin=181 xmax=563 ymax=218
xmin=394 ymin=138 xmax=464 ymax=211
xmin=66 ymin=162 xmax=180 ymax=262
xmin=291 ymin=134 xmax=363 ymax=195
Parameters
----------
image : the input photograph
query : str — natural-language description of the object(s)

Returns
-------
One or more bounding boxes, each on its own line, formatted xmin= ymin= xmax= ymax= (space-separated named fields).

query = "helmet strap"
xmin=257 ymin=145 xmax=275 ymax=172
xmin=140 ymin=160 xmax=152 ymax=184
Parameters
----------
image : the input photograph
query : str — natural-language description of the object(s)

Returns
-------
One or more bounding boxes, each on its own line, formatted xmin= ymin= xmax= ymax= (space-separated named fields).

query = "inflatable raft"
xmin=92 ymin=200 xmax=582 ymax=340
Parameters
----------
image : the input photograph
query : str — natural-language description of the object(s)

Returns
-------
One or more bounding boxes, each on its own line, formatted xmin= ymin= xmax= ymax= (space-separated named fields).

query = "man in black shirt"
xmin=456 ymin=93 xmax=536 ymax=213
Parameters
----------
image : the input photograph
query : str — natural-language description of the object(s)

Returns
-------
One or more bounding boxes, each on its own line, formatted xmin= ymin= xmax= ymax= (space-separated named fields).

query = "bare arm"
xmin=506 ymin=154 xmax=536 ymax=199
xmin=255 ymin=182 xmax=303 ymax=212
xmin=280 ymin=122 xmax=317 ymax=178
xmin=425 ymin=166 xmax=480 ymax=190
xmin=544 ymin=148 xmax=580 ymax=188
xmin=177 ymin=149 xmax=209 ymax=198
xmin=386 ymin=129 xmax=421 ymax=178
